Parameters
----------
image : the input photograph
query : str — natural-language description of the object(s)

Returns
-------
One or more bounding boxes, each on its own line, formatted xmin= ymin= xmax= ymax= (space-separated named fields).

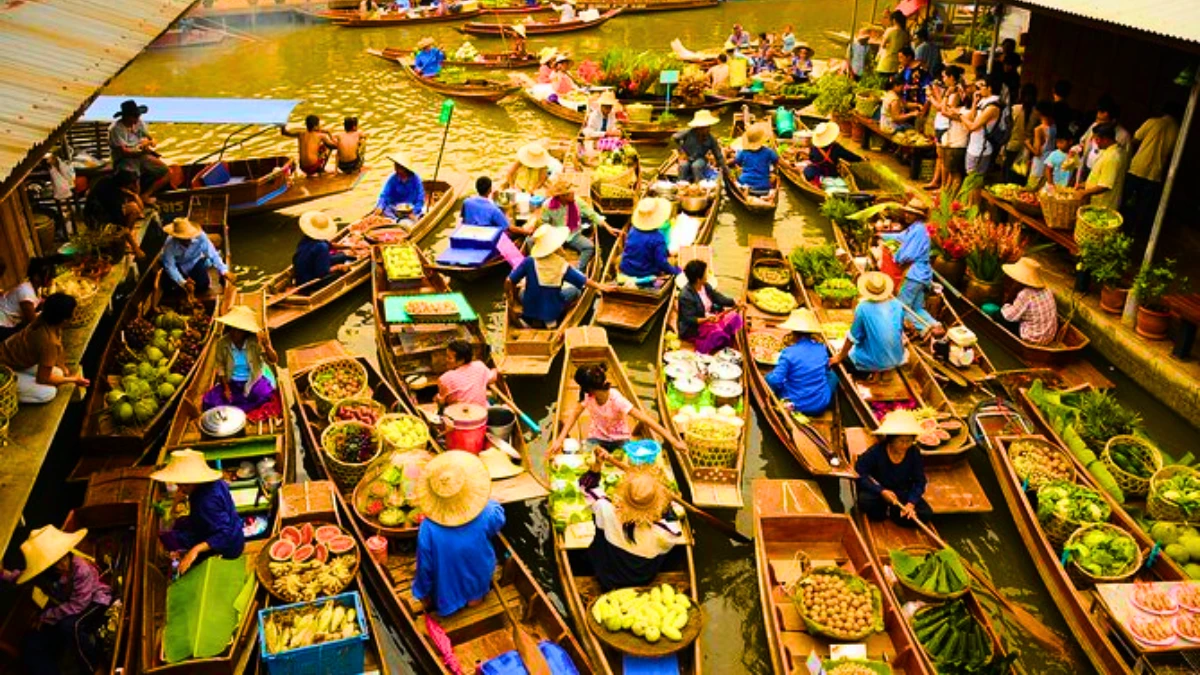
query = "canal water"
xmin=99 ymin=3 xmax=1197 ymax=672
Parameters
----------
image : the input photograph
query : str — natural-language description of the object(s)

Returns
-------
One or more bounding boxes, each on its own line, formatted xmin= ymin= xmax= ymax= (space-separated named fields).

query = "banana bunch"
xmin=263 ymin=600 xmax=361 ymax=655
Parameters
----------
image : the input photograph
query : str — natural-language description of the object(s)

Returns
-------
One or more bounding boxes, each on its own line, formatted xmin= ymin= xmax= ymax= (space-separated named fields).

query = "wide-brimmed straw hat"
xmin=16 ymin=526 xmax=87 ymax=584
xmin=688 ymin=110 xmax=720 ymax=128
xmin=151 ymin=449 xmax=222 ymax=485
xmin=164 ymin=217 xmax=201 ymax=240
xmin=546 ymin=175 xmax=575 ymax=197
xmin=811 ymin=121 xmax=841 ymax=148
xmin=114 ymin=99 xmax=148 ymax=119
xmin=529 ymin=224 xmax=571 ymax=259
xmin=299 ymin=211 xmax=338 ymax=241
xmin=1002 ymin=257 xmax=1046 ymax=289
xmin=596 ymin=90 xmax=619 ymax=107
xmin=874 ymin=409 xmax=924 ymax=436
xmin=554 ymin=53 xmax=572 ymax=65
xmin=478 ymin=448 xmax=523 ymax=480
xmin=414 ymin=450 xmax=492 ymax=527
xmin=630 ymin=197 xmax=672 ymax=232
xmin=539 ymin=48 xmax=559 ymax=65
xmin=386 ymin=152 xmax=412 ymax=171
xmin=612 ymin=466 xmax=672 ymax=526
xmin=511 ymin=24 xmax=527 ymax=38
xmin=216 ymin=305 xmax=262 ymax=334
xmin=857 ymin=271 xmax=894 ymax=302
xmin=778 ymin=308 xmax=821 ymax=333
xmin=742 ymin=122 xmax=770 ymax=151
xmin=417 ymin=37 xmax=436 ymax=50
xmin=516 ymin=142 xmax=551 ymax=169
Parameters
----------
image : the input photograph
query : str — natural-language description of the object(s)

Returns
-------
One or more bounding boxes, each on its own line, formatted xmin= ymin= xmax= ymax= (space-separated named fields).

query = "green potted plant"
xmin=815 ymin=278 xmax=858 ymax=309
xmin=1132 ymin=259 xmax=1188 ymax=340
xmin=1078 ymin=233 xmax=1133 ymax=314
xmin=811 ymin=73 xmax=858 ymax=128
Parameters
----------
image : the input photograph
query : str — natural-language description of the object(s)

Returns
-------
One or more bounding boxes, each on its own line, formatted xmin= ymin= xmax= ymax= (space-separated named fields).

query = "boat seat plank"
xmin=753 ymin=479 xmax=830 ymax=517
xmin=855 ymin=368 xmax=911 ymax=402
xmin=490 ymin=472 xmax=550 ymax=503
xmin=690 ymin=481 xmax=744 ymax=508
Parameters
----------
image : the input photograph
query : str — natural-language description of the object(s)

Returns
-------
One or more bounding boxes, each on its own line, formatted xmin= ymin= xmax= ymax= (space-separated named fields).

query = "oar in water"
xmin=489 ymin=384 xmax=542 ymax=436
xmin=493 ymin=580 xmax=553 ymax=675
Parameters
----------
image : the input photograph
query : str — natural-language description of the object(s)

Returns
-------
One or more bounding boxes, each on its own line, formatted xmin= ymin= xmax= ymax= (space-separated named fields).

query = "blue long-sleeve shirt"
xmin=619 ymin=228 xmax=678 ymax=279
xmin=293 ymin=236 xmax=334 ymax=286
xmin=882 ymin=221 xmax=932 ymax=284
xmin=413 ymin=48 xmax=446 ymax=77
xmin=460 ymin=195 xmax=510 ymax=230
xmin=848 ymin=298 xmax=906 ymax=373
xmin=376 ymin=172 xmax=426 ymax=215
xmin=765 ymin=338 xmax=834 ymax=415
xmin=855 ymin=441 xmax=927 ymax=505
xmin=186 ymin=480 xmax=245 ymax=559
xmin=412 ymin=500 xmax=505 ymax=616
xmin=162 ymin=235 xmax=227 ymax=286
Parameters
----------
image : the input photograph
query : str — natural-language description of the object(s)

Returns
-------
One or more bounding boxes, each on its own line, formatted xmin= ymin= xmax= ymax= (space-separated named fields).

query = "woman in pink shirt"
xmin=436 ymin=339 xmax=497 ymax=409
xmin=548 ymin=364 xmax=685 ymax=454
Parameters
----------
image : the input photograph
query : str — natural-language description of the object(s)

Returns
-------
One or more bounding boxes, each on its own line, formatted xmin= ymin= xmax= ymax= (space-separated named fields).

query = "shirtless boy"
xmin=334 ymin=117 xmax=367 ymax=174
xmin=281 ymin=115 xmax=336 ymax=176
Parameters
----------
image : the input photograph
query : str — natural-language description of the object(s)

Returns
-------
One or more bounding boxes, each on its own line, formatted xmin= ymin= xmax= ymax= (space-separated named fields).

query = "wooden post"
xmin=985 ymin=3 xmax=1003 ymax=73
xmin=850 ymin=0 xmax=858 ymax=36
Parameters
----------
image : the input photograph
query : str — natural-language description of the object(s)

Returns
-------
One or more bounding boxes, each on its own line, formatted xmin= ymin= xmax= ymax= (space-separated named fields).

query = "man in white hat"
xmin=152 ymin=449 xmax=245 ymax=575
xmin=412 ymin=451 xmax=505 ymax=616
xmin=1 ymin=525 xmax=113 ymax=673
xmin=766 ymin=308 xmax=838 ymax=416
xmin=855 ymin=409 xmax=931 ymax=526
xmin=673 ymin=110 xmax=725 ymax=183
xmin=413 ymin=37 xmax=446 ymax=78
xmin=374 ymin=152 xmax=426 ymax=220
xmin=998 ymin=257 xmax=1058 ymax=345
xmin=293 ymin=210 xmax=354 ymax=290
xmin=879 ymin=199 xmax=941 ymax=335
xmin=619 ymin=197 xmax=678 ymax=284
xmin=161 ymin=217 xmax=232 ymax=297
xmin=202 ymin=304 xmax=278 ymax=413
xmin=831 ymin=271 xmax=906 ymax=377
xmin=728 ymin=122 xmax=778 ymax=194
xmin=581 ymin=90 xmax=622 ymax=140
xmin=801 ymin=121 xmax=855 ymax=183
xmin=507 ymin=224 xmax=608 ymax=328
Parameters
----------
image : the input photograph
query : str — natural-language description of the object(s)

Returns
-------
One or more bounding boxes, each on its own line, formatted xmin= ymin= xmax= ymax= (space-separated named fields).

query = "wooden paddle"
xmin=489 ymin=384 xmax=542 ymax=436
xmin=492 ymin=580 xmax=553 ymax=675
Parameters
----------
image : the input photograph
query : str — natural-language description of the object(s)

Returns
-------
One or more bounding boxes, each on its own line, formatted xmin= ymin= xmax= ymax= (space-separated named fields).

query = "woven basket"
xmin=1074 ymin=206 xmax=1123 ymax=249
xmin=893 ymin=545 xmax=969 ymax=600
xmin=1036 ymin=480 xmax=1111 ymax=547
xmin=1102 ymin=435 xmax=1162 ymax=498
xmin=375 ymin=413 xmax=430 ymax=453
xmin=1038 ymin=190 xmax=1083 ymax=230
xmin=751 ymin=260 xmax=792 ymax=288
xmin=1148 ymin=465 xmax=1200 ymax=523
xmin=321 ymin=420 xmax=381 ymax=492
xmin=854 ymin=93 xmax=881 ymax=118
xmin=328 ymin=397 xmax=387 ymax=426
xmin=683 ymin=419 xmax=739 ymax=469
xmin=308 ymin=358 xmax=369 ymax=415
xmin=591 ymin=164 xmax=636 ymax=188
xmin=791 ymin=567 xmax=885 ymax=641
xmin=1065 ymin=523 xmax=1142 ymax=586
xmin=1006 ymin=437 xmax=1075 ymax=490
xmin=0 ymin=365 xmax=16 ymax=422
xmin=65 ymin=282 xmax=100 ymax=329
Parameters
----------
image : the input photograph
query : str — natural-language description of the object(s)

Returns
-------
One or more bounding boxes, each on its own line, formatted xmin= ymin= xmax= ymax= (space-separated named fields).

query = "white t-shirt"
xmin=0 ymin=281 xmax=37 ymax=328
xmin=967 ymin=95 xmax=1000 ymax=156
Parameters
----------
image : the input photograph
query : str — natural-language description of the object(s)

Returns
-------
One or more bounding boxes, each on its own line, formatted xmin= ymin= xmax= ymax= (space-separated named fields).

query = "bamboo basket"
xmin=1148 ymin=465 xmax=1200 ymax=523
xmin=307 ymin=358 xmax=369 ymax=415
xmin=1074 ymin=206 xmax=1123 ymax=248
xmin=1038 ymin=190 xmax=1083 ymax=230
xmin=65 ymin=281 xmax=100 ymax=328
xmin=892 ymin=545 xmax=970 ymax=600
xmin=683 ymin=419 xmax=739 ymax=468
xmin=0 ymin=365 xmax=16 ymax=421
xmin=1006 ymin=437 xmax=1076 ymax=490
xmin=1036 ymin=480 xmax=1111 ymax=547
xmin=751 ymin=260 xmax=793 ymax=288
xmin=791 ymin=566 xmax=885 ymax=640
xmin=1011 ymin=194 xmax=1043 ymax=218
xmin=1102 ymin=435 xmax=1162 ymax=498
xmin=321 ymin=420 xmax=381 ymax=492
xmin=328 ymin=398 xmax=387 ymax=426
xmin=1065 ymin=523 xmax=1142 ymax=586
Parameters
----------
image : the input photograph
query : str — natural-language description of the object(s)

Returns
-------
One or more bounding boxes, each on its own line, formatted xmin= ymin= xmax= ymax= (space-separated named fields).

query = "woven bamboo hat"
xmin=631 ymin=197 xmax=672 ymax=232
xmin=742 ymin=122 xmax=770 ymax=151
xmin=516 ymin=142 xmax=551 ymax=169
xmin=386 ymin=151 xmax=413 ymax=171
xmin=417 ymin=37 xmax=436 ymax=50
xmin=16 ymin=525 xmax=87 ymax=584
xmin=414 ymin=450 xmax=492 ymax=526
xmin=529 ymin=224 xmax=570 ymax=259
xmin=546 ymin=174 xmax=575 ymax=197
xmin=874 ymin=409 xmax=924 ymax=436
xmin=596 ymin=90 xmax=619 ymax=107
xmin=217 ymin=305 xmax=262 ymax=334
xmin=1002 ymin=257 xmax=1046 ymax=289
xmin=811 ymin=121 xmax=841 ymax=148
xmin=612 ymin=465 xmax=672 ymax=526
xmin=778 ymin=308 xmax=821 ymax=333
xmin=299 ymin=211 xmax=338 ymax=241
xmin=539 ymin=48 xmax=559 ymax=65
xmin=688 ymin=110 xmax=720 ymax=128
xmin=151 ymin=449 xmax=222 ymax=485
xmin=857 ymin=271 xmax=894 ymax=302
xmin=164 ymin=217 xmax=201 ymax=240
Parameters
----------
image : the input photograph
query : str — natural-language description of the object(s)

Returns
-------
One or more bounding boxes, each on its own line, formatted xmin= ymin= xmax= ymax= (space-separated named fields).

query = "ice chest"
xmin=436 ymin=247 xmax=494 ymax=267
xmin=258 ymin=591 xmax=368 ymax=675
xmin=450 ymin=224 xmax=504 ymax=251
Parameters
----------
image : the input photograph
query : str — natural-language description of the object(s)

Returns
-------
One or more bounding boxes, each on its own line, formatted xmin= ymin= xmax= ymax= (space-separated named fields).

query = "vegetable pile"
xmin=1065 ymin=524 xmax=1139 ymax=579
xmin=815 ymin=278 xmax=858 ymax=307
xmin=751 ymin=264 xmax=791 ymax=287
xmin=312 ymin=365 xmax=367 ymax=404
xmin=824 ymin=661 xmax=892 ymax=675
xmin=261 ymin=597 xmax=361 ymax=655
xmin=890 ymin=548 xmax=969 ymax=597
xmin=334 ymin=402 xmax=382 ymax=426
xmin=354 ymin=450 xmax=431 ymax=530
xmin=107 ymin=307 xmax=208 ymax=428
xmin=1035 ymin=480 xmax=1111 ymax=531
xmin=383 ymin=244 xmax=422 ymax=281
xmin=1146 ymin=522 xmax=1200 ymax=579
xmin=748 ymin=332 xmax=784 ymax=365
xmin=1008 ymin=439 xmax=1073 ymax=489
xmin=323 ymin=423 xmax=379 ymax=464
xmin=591 ymin=584 xmax=693 ymax=644
xmin=750 ymin=287 xmax=798 ymax=315
xmin=793 ymin=568 xmax=883 ymax=639
xmin=1153 ymin=469 xmax=1200 ymax=520
xmin=1077 ymin=205 xmax=1122 ymax=229
xmin=790 ymin=243 xmax=847 ymax=288
xmin=913 ymin=600 xmax=1008 ymax=673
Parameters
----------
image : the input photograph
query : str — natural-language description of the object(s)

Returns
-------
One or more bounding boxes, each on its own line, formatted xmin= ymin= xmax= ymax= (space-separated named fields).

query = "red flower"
xmin=951 ymin=200 xmax=963 ymax=212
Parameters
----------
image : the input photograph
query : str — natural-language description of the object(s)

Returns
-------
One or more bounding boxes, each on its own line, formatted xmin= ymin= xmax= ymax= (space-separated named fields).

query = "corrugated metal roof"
xmin=1014 ymin=0 xmax=1200 ymax=46
xmin=0 ymin=0 xmax=196 ymax=188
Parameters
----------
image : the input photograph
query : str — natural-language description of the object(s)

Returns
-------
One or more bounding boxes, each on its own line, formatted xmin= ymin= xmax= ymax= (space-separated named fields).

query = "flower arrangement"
xmin=959 ymin=217 xmax=1026 ymax=284
xmin=926 ymin=192 xmax=973 ymax=261
xmin=579 ymin=49 xmax=684 ymax=98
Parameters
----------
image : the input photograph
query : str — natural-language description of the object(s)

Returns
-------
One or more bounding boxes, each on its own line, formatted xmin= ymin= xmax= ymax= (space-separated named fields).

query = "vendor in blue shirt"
xmin=152 ymin=449 xmax=245 ymax=576
xmin=412 ymin=37 xmax=445 ymax=78
xmin=831 ymin=272 xmax=906 ymax=378
xmin=292 ymin=211 xmax=353 ymax=292
xmin=729 ymin=123 xmax=778 ymax=193
xmin=161 ymin=217 xmax=232 ymax=297
xmin=855 ymin=410 xmax=932 ymax=527
xmin=412 ymin=451 xmax=505 ymax=617
xmin=374 ymin=152 xmax=426 ymax=221
xmin=619 ymin=197 xmax=679 ymax=284
xmin=507 ymin=225 xmax=608 ymax=328
xmin=765 ymin=308 xmax=837 ymax=416
xmin=879 ymin=200 xmax=941 ymax=334
xmin=461 ymin=175 xmax=531 ymax=237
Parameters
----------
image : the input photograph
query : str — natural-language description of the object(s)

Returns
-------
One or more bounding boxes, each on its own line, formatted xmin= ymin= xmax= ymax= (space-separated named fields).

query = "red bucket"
xmin=443 ymin=403 xmax=488 ymax=454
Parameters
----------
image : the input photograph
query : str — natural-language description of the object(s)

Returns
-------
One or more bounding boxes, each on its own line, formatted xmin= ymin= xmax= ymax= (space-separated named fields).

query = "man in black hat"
xmin=108 ymin=99 xmax=170 ymax=202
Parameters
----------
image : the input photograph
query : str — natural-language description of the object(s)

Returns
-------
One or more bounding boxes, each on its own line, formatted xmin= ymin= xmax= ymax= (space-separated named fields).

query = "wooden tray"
xmin=584 ymin=586 xmax=704 ymax=657
xmin=254 ymin=523 xmax=360 ymax=603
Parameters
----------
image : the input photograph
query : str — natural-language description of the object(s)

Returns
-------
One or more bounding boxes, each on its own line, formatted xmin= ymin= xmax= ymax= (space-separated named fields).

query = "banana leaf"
xmin=164 ymin=555 xmax=251 ymax=663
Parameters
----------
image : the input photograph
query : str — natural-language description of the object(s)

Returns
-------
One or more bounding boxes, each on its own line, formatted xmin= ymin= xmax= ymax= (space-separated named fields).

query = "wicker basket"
xmin=1036 ymin=480 xmax=1111 ymax=547
xmin=1074 ymin=206 xmax=1123 ymax=249
xmin=1148 ymin=465 xmax=1200 ymax=523
xmin=328 ymin=398 xmax=387 ymax=426
xmin=1038 ymin=190 xmax=1084 ymax=230
xmin=751 ymin=260 xmax=792 ymax=288
xmin=65 ymin=281 xmax=101 ymax=329
xmin=591 ymin=163 xmax=636 ymax=188
xmin=892 ymin=545 xmax=970 ymax=600
xmin=791 ymin=567 xmax=885 ymax=640
xmin=1102 ymin=435 xmax=1162 ymax=498
xmin=321 ymin=420 xmax=381 ymax=492
xmin=0 ymin=365 xmax=16 ymax=422
xmin=1005 ymin=437 xmax=1075 ymax=490
xmin=375 ymin=413 xmax=430 ymax=453
xmin=308 ymin=358 xmax=370 ymax=415
xmin=1065 ymin=523 xmax=1142 ymax=586
xmin=683 ymin=419 xmax=740 ymax=469
xmin=854 ymin=93 xmax=881 ymax=118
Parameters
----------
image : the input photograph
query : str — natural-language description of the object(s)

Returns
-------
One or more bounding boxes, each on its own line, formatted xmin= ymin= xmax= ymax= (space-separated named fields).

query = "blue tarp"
xmin=80 ymin=97 xmax=301 ymax=125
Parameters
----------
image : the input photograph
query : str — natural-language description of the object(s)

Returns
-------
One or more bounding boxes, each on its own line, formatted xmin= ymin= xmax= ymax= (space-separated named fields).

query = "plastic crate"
xmin=259 ymin=591 xmax=368 ymax=675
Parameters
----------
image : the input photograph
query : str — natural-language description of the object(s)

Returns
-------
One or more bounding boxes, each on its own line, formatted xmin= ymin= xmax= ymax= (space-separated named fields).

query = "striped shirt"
xmin=1001 ymin=287 xmax=1058 ymax=345
xmin=438 ymin=361 xmax=495 ymax=408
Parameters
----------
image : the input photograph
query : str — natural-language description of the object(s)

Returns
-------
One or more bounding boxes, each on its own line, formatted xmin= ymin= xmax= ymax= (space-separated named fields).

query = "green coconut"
xmin=133 ymin=399 xmax=157 ymax=424
xmin=1150 ymin=521 xmax=1181 ymax=546
xmin=125 ymin=379 xmax=151 ymax=399
xmin=123 ymin=363 xmax=138 ymax=377
xmin=165 ymin=373 xmax=185 ymax=386
xmin=1165 ymin=543 xmax=1190 ymax=565
xmin=136 ymin=361 xmax=156 ymax=380
xmin=105 ymin=390 xmax=126 ymax=406
xmin=1180 ymin=535 xmax=1200 ymax=562
xmin=114 ymin=402 xmax=134 ymax=424
xmin=157 ymin=382 xmax=176 ymax=399
xmin=144 ymin=346 xmax=164 ymax=363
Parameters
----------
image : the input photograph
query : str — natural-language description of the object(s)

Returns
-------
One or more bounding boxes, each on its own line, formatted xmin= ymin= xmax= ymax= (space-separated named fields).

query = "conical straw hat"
xmin=150 ymin=449 xmax=222 ymax=485
xmin=414 ymin=450 xmax=492 ymax=527
xmin=16 ymin=525 xmax=87 ymax=584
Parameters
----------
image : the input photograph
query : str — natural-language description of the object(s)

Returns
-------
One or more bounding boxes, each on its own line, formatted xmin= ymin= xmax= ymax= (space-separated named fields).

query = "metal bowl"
xmin=680 ymin=194 xmax=709 ymax=214
xmin=201 ymin=406 xmax=247 ymax=438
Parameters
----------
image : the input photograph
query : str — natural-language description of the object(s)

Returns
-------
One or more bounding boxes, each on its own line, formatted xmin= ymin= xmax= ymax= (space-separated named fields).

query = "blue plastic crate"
xmin=450 ymin=224 xmax=504 ymax=251
xmin=258 ymin=591 xmax=368 ymax=675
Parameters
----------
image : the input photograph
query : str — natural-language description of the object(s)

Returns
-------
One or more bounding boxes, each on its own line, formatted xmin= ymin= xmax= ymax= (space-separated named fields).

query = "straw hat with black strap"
xmin=811 ymin=121 xmax=841 ymax=149
xmin=516 ymin=142 xmax=551 ymax=169
xmin=857 ymin=271 xmax=895 ymax=302
xmin=778 ymin=308 xmax=821 ymax=333
xmin=596 ymin=90 xmax=619 ymax=108
xmin=164 ymin=217 xmax=201 ymax=240
xmin=15 ymin=525 xmax=87 ymax=584
xmin=216 ymin=305 xmax=262 ymax=334
xmin=299 ymin=211 xmax=338 ymax=241
xmin=612 ymin=465 xmax=673 ymax=526
xmin=1001 ymin=257 xmax=1046 ymax=289
xmin=151 ymin=449 xmax=223 ymax=485
xmin=874 ymin=409 xmax=923 ymax=437
xmin=630 ymin=197 xmax=672 ymax=232
xmin=688 ymin=110 xmax=720 ymax=128
xmin=414 ymin=450 xmax=492 ymax=527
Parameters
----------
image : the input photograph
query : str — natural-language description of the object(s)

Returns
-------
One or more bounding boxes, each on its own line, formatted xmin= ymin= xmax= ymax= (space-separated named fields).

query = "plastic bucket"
xmin=444 ymin=403 xmax=488 ymax=454
xmin=624 ymin=440 xmax=662 ymax=466
xmin=487 ymin=406 xmax=516 ymax=442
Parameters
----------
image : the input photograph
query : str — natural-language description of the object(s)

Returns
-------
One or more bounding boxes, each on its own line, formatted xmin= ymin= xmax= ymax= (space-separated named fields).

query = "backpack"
xmin=982 ymin=100 xmax=1012 ymax=154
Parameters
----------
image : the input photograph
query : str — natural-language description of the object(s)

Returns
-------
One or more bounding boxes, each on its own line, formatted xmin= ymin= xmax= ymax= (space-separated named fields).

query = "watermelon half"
xmin=269 ymin=539 xmax=295 ymax=562
xmin=315 ymin=542 xmax=329 ymax=564
xmin=328 ymin=535 xmax=356 ymax=554
xmin=315 ymin=525 xmax=342 ymax=544
xmin=280 ymin=525 xmax=302 ymax=546
xmin=293 ymin=544 xmax=316 ymax=563
xmin=300 ymin=522 xmax=315 ymax=546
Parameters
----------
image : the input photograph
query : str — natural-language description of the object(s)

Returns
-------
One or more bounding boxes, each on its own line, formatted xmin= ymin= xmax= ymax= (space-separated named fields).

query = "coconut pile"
xmin=105 ymin=307 xmax=209 ymax=427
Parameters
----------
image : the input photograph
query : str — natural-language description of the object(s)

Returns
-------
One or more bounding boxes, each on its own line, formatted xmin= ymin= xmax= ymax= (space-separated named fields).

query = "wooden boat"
xmin=586 ymin=0 xmax=719 ymax=13
xmin=591 ymin=152 xmax=721 ymax=341
xmin=520 ymin=90 xmax=678 ymax=143
xmin=723 ymin=110 xmax=780 ymax=215
xmin=550 ymin=326 xmax=701 ymax=675
xmin=368 ymin=46 xmax=540 ymax=69
xmin=657 ymin=246 xmax=750 ymax=508
xmin=153 ymin=157 xmax=365 ymax=219
xmin=669 ymin=39 xmax=719 ymax=67
xmin=480 ymin=0 xmax=554 ymax=14
xmin=970 ymin=399 xmax=1196 ymax=674
xmin=149 ymin=27 xmax=227 ymax=49
xmin=751 ymin=479 xmax=933 ymax=675
xmin=396 ymin=57 xmax=520 ymax=102
xmin=261 ymin=180 xmax=457 ymax=331
xmin=76 ymin=194 xmax=233 ymax=471
xmin=460 ymin=8 xmax=623 ymax=36
xmin=740 ymin=237 xmax=852 ymax=478
xmin=577 ymin=139 xmax=643 ymax=218
xmin=333 ymin=7 xmax=485 ymax=27
xmin=776 ymin=120 xmax=863 ymax=206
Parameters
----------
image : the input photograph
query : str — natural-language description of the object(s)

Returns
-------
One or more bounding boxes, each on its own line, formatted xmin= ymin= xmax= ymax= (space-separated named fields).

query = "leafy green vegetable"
xmin=1153 ymin=469 xmax=1200 ymax=518
xmin=1071 ymin=389 xmax=1142 ymax=450
xmin=1036 ymin=480 xmax=1111 ymax=527
xmin=789 ymin=243 xmax=847 ymax=287
xmin=1066 ymin=525 xmax=1138 ymax=578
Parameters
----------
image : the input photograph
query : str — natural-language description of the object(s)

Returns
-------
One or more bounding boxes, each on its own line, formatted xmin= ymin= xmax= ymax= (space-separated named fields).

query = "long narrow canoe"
xmin=518 ymin=90 xmax=736 ymax=144
xmin=740 ymin=237 xmax=852 ymax=477
xmin=460 ymin=9 xmax=623 ymax=35
xmin=480 ymin=1 xmax=555 ymax=14
xmin=585 ymin=0 xmax=719 ymax=12
xmin=592 ymin=152 xmax=721 ymax=341
xmin=657 ymin=246 xmax=750 ymax=508
xmin=262 ymin=180 xmax=457 ymax=331
xmin=397 ymin=58 xmax=519 ymax=102
xmin=368 ymin=46 xmax=540 ymax=70
xmin=154 ymin=157 xmax=364 ymax=219
xmin=970 ymin=400 xmax=1195 ymax=674
xmin=723 ymin=111 xmax=780 ymax=216
xmin=776 ymin=120 xmax=863 ymax=206
xmin=334 ymin=8 xmax=485 ymax=27
xmin=78 ymin=194 xmax=233 ymax=471
xmin=751 ymin=479 xmax=932 ymax=675
xmin=550 ymin=326 xmax=702 ymax=675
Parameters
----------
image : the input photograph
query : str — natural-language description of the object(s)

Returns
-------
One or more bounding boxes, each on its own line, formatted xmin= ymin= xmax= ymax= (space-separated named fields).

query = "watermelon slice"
xmin=315 ymin=525 xmax=342 ymax=544
xmin=269 ymin=539 xmax=295 ymax=562
xmin=300 ymin=522 xmax=315 ymax=546
xmin=327 ymin=535 xmax=356 ymax=554
xmin=293 ymin=544 xmax=316 ymax=563
xmin=280 ymin=525 xmax=302 ymax=546
xmin=315 ymin=543 xmax=329 ymax=564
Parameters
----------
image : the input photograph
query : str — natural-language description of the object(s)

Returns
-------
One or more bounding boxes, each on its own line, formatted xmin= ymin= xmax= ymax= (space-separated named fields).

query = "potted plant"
xmin=1132 ymin=259 xmax=1188 ymax=340
xmin=1079 ymin=233 xmax=1133 ymax=314
xmin=926 ymin=193 xmax=971 ymax=287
